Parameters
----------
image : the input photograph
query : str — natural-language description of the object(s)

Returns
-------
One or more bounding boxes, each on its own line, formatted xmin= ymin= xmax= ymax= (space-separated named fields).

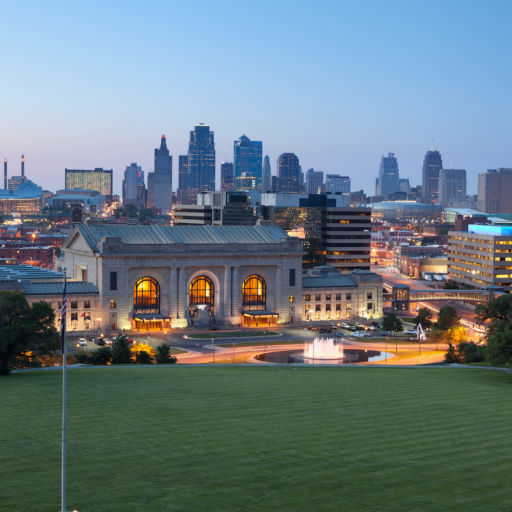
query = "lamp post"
xmin=60 ymin=267 xmax=68 ymax=512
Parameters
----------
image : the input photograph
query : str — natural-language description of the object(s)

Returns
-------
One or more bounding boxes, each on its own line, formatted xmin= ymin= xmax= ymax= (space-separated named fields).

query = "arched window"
xmin=189 ymin=276 xmax=214 ymax=306
xmin=133 ymin=277 xmax=160 ymax=314
xmin=242 ymin=275 xmax=266 ymax=309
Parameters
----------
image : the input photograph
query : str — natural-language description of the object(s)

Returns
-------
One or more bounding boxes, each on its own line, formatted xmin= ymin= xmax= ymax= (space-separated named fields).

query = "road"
xmin=375 ymin=266 xmax=485 ymax=340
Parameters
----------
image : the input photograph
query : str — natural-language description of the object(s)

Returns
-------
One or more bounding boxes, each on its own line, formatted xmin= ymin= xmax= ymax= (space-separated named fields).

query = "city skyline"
xmin=1 ymin=1 xmax=511 ymax=195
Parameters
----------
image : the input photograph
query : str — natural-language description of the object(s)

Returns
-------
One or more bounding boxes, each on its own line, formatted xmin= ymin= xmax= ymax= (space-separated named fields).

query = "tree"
xmin=436 ymin=306 xmax=460 ymax=331
xmin=130 ymin=342 xmax=155 ymax=362
xmin=112 ymin=334 xmax=132 ymax=364
xmin=155 ymin=343 xmax=178 ymax=364
xmin=0 ymin=291 xmax=59 ymax=375
xmin=382 ymin=313 xmax=403 ymax=334
xmin=414 ymin=308 xmax=433 ymax=329
xmin=444 ymin=342 xmax=461 ymax=364
xmin=475 ymin=294 xmax=512 ymax=365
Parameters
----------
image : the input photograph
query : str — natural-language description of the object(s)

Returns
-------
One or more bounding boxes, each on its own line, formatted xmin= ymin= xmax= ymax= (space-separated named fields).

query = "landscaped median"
xmin=183 ymin=330 xmax=283 ymax=340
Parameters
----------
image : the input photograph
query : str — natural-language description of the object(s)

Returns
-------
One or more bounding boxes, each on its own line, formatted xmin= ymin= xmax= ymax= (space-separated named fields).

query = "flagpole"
xmin=61 ymin=268 xmax=67 ymax=512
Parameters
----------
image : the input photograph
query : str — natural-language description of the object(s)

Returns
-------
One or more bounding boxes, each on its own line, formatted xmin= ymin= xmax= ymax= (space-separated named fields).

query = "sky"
xmin=0 ymin=0 xmax=511 ymax=196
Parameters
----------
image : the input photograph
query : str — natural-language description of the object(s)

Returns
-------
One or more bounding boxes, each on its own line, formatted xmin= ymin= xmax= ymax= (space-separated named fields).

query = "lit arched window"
xmin=189 ymin=276 xmax=214 ymax=306
xmin=133 ymin=277 xmax=160 ymax=313
xmin=242 ymin=275 xmax=266 ymax=309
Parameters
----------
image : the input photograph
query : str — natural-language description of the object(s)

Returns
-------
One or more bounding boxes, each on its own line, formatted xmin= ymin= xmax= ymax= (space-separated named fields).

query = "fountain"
xmin=303 ymin=337 xmax=344 ymax=361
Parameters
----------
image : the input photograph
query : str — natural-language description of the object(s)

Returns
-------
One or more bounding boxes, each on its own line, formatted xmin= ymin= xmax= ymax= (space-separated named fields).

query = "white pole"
xmin=61 ymin=268 xmax=67 ymax=512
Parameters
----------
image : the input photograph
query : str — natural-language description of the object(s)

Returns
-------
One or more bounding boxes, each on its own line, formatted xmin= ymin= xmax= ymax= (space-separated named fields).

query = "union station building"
xmin=56 ymin=224 xmax=383 ymax=333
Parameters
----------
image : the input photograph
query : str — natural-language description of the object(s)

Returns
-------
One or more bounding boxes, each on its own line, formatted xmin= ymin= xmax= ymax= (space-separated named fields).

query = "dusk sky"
xmin=1 ymin=0 xmax=511 ymax=195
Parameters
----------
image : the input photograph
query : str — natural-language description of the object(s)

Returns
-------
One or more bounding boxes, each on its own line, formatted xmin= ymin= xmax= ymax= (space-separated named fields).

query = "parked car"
xmin=404 ymin=329 xmax=417 ymax=335
xmin=76 ymin=338 xmax=87 ymax=347
xmin=95 ymin=338 xmax=106 ymax=346
xmin=104 ymin=338 xmax=112 ymax=345
xmin=340 ymin=323 xmax=351 ymax=329
xmin=334 ymin=332 xmax=345 ymax=338
xmin=380 ymin=330 xmax=391 ymax=336
xmin=352 ymin=332 xmax=365 ymax=337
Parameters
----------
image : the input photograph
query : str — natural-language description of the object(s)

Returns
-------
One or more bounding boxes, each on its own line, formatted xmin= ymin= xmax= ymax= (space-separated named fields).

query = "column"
xmin=232 ymin=266 xmax=240 ymax=318
xmin=275 ymin=266 xmax=282 ymax=318
xmin=223 ymin=265 xmax=231 ymax=323
xmin=170 ymin=268 xmax=177 ymax=320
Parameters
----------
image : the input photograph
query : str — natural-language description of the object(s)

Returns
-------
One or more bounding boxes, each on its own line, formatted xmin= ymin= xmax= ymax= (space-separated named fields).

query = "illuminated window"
xmin=133 ymin=277 xmax=160 ymax=314
xmin=189 ymin=276 xmax=214 ymax=306
xmin=110 ymin=300 xmax=117 ymax=309
xmin=289 ymin=295 xmax=295 ymax=303
xmin=242 ymin=275 xmax=266 ymax=309
xmin=304 ymin=295 xmax=311 ymax=302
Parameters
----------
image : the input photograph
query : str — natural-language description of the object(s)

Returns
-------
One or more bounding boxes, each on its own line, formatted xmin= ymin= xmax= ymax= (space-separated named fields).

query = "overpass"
xmin=384 ymin=284 xmax=504 ymax=310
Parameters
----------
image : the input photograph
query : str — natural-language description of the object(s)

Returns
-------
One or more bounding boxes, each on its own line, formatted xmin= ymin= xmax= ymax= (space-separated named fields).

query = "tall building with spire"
xmin=147 ymin=135 xmax=172 ymax=213
xmin=3 ymin=158 xmax=7 ymax=190
xmin=233 ymin=135 xmax=262 ymax=191
xmin=422 ymin=150 xmax=443 ymax=204
xmin=262 ymin=155 xmax=271 ymax=192
xmin=183 ymin=123 xmax=215 ymax=203
xmin=375 ymin=153 xmax=400 ymax=199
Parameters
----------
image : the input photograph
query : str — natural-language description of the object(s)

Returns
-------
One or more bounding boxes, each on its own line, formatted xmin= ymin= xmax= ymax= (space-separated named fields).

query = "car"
xmin=95 ymin=338 xmax=106 ymax=346
xmin=340 ymin=323 xmax=350 ymax=329
xmin=404 ymin=329 xmax=417 ymax=335
xmin=362 ymin=332 xmax=372 ymax=337
xmin=76 ymin=338 xmax=87 ymax=347
xmin=380 ymin=330 xmax=391 ymax=336
xmin=352 ymin=332 xmax=365 ymax=337
xmin=334 ymin=332 xmax=345 ymax=338
xmin=367 ymin=325 xmax=378 ymax=331
xmin=103 ymin=338 xmax=112 ymax=345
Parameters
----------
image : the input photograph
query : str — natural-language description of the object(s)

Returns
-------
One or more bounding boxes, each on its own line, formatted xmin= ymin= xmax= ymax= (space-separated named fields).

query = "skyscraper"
xmin=277 ymin=153 xmax=300 ymax=193
xmin=422 ymin=150 xmax=443 ymax=204
xmin=122 ymin=163 xmax=145 ymax=207
xmin=221 ymin=162 xmax=234 ymax=192
xmin=262 ymin=155 xmax=271 ymax=192
xmin=147 ymin=135 xmax=172 ymax=213
xmin=477 ymin=168 xmax=512 ymax=214
xmin=306 ymin=169 xmax=324 ymax=194
xmin=233 ymin=135 xmax=262 ymax=191
xmin=325 ymin=174 xmax=350 ymax=194
xmin=438 ymin=168 xmax=466 ymax=207
xmin=185 ymin=123 xmax=216 ymax=203
xmin=375 ymin=153 xmax=400 ymax=199
xmin=65 ymin=168 xmax=112 ymax=197
xmin=3 ymin=159 xmax=7 ymax=190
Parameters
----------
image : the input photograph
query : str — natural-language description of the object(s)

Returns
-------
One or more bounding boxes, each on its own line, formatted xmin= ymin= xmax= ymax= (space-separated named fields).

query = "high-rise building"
xmin=65 ymin=168 xmax=113 ymax=198
xmin=122 ymin=163 xmax=146 ymax=207
xmin=221 ymin=162 xmax=234 ymax=192
xmin=3 ymin=158 xmax=7 ymax=190
xmin=261 ymin=194 xmax=371 ymax=272
xmin=181 ymin=123 xmax=215 ymax=204
xmin=262 ymin=155 xmax=271 ymax=193
xmin=325 ymin=174 xmax=350 ymax=194
xmin=438 ymin=169 xmax=466 ymax=207
xmin=477 ymin=168 xmax=512 ymax=214
xmin=375 ymin=153 xmax=400 ymax=199
xmin=146 ymin=135 xmax=172 ymax=214
xmin=306 ymin=169 xmax=324 ymax=194
xmin=422 ymin=150 xmax=443 ymax=204
xmin=233 ymin=135 xmax=262 ymax=191
xmin=277 ymin=153 xmax=300 ymax=193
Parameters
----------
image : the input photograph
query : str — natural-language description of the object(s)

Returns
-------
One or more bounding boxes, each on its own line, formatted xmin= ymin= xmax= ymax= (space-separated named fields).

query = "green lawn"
xmin=185 ymin=330 xmax=277 ymax=339
xmin=2 ymin=367 xmax=512 ymax=511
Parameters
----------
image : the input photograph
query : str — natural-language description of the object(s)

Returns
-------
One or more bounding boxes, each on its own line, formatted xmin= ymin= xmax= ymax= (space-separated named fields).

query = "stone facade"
xmin=57 ymin=224 xmax=384 ymax=333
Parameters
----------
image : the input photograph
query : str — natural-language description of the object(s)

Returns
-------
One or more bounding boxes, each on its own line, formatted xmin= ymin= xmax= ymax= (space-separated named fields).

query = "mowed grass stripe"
xmin=1 ymin=366 xmax=512 ymax=511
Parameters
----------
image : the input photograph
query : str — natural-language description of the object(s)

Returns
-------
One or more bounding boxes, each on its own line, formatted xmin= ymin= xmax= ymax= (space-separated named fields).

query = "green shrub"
xmin=135 ymin=350 xmax=154 ymax=364
xmin=458 ymin=342 xmax=486 ymax=363
xmin=74 ymin=351 xmax=91 ymax=364
xmin=89 ymin=347 xmax=112 ymax=365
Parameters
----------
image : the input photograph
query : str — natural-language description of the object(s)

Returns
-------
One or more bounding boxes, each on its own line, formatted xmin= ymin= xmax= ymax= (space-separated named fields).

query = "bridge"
xmin=383 ymin=284 xmax=504 ymax=310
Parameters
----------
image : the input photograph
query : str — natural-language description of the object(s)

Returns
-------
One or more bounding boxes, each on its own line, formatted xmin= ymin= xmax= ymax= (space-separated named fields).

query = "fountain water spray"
xmin=304 ymin=337 xmax=344 ymax=360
